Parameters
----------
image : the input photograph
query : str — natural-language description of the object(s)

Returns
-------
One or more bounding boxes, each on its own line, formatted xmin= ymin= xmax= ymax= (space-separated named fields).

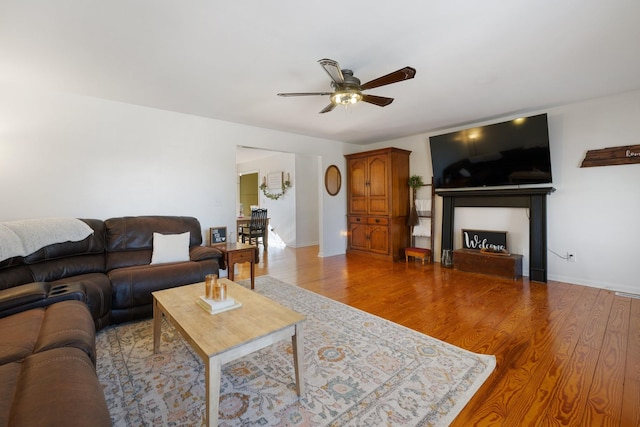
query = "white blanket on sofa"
xmin=0 ymin=218 xmax=94 ymax=262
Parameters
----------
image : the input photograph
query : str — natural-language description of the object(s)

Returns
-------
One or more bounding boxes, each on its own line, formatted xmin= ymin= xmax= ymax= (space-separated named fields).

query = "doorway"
xmin=239 ymin=172 xmax=258 ymax=217
xmin=236 ymin=146 xmax=320 ymax=250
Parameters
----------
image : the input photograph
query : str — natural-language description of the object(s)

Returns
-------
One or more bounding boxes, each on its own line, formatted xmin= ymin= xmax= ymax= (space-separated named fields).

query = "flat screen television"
xmin=429 ymin=113 xmax=552 ymax=189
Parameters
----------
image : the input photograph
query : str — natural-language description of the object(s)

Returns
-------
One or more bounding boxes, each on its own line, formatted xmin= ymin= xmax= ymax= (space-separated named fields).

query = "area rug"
xmin=97 ymin=276 xmax=495 ymax=426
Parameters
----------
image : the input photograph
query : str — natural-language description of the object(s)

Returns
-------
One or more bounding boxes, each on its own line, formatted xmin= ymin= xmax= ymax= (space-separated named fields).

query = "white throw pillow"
xmin=150 ymin=232 xmax=190 ymax=265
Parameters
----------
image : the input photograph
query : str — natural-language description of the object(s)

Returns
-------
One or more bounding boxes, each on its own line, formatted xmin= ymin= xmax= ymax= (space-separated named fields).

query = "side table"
xmin=211 ymin=242 xmax=258 ymax=289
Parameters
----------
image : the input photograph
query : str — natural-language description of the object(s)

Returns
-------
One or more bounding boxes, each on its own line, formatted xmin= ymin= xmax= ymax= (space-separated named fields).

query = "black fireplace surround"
xmin=436 ymin=187 xmax=555 ymax=282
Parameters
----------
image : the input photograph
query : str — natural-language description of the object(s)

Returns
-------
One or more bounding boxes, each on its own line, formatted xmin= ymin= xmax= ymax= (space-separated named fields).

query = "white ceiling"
xmin=2 ymin=1 xmax=639 ymax=145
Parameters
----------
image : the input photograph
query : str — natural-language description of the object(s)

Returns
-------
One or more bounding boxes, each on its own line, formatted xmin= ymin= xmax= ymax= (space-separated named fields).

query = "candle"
xmin=205 ymin=274 xmax=217 ymax=299
xmin=213 ymin=280 xmax=227 ymax=301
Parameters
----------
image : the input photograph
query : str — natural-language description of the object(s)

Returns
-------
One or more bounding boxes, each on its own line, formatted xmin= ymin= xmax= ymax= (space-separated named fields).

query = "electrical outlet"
xmin=567 ymin=252 xmax=576 ymax=262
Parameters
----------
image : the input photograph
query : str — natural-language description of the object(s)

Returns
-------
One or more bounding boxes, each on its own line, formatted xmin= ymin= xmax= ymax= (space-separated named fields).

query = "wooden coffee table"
xmin=152 ymin=279 xmax=306 ymax=426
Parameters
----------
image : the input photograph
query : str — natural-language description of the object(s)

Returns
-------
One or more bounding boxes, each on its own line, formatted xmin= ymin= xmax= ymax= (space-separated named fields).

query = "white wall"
xmin=294 ymin=154 xmax=320 ymax=247
xmin=0 ymin=83 xmax=349 ymax=256
xmin=544 ymin=91 xmax=640 ymax=292
xmin=318 ymin=158 xmax=348 ymax=257
xmin=369 ymin=90 xmax=640 ymax=294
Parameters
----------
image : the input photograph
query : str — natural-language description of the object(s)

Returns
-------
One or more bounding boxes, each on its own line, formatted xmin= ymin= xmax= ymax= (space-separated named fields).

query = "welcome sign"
xmin=462 ymin=229 xmax=507 ymax=252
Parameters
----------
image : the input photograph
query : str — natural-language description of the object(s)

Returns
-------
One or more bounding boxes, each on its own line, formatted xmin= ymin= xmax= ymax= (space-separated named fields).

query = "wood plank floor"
xmin=232 ymin=245 xmax=640 ymax=426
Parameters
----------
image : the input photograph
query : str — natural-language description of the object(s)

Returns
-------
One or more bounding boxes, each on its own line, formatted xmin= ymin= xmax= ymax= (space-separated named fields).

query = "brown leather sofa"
xmin=0 ymin=215 xmax=223 ymax=330
xmin=105 ymin=216 xmax=223 ymax=324
xmin=0 ymin=215 xmax=223 ymax=426
xmin=0 ymin=300 xmax=111 ymax=427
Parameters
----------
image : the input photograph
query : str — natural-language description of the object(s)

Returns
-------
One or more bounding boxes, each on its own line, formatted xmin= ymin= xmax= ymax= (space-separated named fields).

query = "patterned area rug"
xmin=97 ymin=276 xmax=495 ymax=426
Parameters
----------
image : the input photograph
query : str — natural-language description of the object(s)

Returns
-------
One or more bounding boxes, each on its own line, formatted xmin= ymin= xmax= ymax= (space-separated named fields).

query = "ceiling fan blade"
xmin=360 ymin=66 xmax=416 ymax=90
xmin=319 ymin=103 xmax=337 ymax=114
xmin=318 ymin=58 xmax=344 ymax=85
xmin=277 ymin=92 xmax=333 ymax=97
xmin=361 ymin=94 xmax=394 ymax=107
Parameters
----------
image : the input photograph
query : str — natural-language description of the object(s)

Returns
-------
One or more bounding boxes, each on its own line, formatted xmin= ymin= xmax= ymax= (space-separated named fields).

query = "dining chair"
xmin=239 ymin=208 xmax=268 ymax=249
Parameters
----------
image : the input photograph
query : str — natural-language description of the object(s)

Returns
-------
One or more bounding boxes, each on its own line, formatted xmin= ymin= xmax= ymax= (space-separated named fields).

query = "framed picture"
xmin=267 ymin=172 xmax=283 ymax=190
xmin=209 ymin=226 xmax=227 ymax=244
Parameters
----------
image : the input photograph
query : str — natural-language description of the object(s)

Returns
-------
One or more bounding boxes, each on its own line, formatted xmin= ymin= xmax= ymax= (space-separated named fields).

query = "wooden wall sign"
xmin=581 ymin=144 xmax=640 ymax=167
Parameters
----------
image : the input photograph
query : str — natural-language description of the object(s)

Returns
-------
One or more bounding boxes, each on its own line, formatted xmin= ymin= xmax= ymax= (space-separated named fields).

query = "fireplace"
xmin=436 ymin=187 xmax=555 ymax=282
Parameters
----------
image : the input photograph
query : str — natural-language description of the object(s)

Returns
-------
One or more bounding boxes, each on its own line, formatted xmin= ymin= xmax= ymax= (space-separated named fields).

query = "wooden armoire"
xmin=345 ymin=147 xmax=411 ymax=261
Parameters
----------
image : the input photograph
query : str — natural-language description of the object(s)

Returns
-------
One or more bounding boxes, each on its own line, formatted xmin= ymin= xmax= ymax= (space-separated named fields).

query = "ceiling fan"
xmin=277 ymin=59 xmax=416 ymax=114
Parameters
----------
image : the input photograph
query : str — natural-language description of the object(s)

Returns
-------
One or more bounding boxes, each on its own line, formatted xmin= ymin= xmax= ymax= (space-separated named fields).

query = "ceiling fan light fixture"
xmin=278 ymin=59 xmax=415 ymax=113
xmin=331 ymin=90 xmax=362 ymax=105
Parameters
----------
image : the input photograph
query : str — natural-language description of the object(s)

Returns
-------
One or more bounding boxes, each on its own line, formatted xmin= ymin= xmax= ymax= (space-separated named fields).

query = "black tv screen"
xmin=429 ymin=113 xmax=552 ymax=189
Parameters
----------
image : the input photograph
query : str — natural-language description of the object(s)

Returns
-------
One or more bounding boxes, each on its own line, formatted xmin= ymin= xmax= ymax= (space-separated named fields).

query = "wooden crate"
xmin=453 ymin=249 xmax=523 ymax=280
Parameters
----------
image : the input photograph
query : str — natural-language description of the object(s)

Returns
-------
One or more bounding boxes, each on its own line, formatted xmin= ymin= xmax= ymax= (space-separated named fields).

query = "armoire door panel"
xmin=368 ymin=198 xmax=388 ymax=215
xmin=367 ymin=155 xmax=389 ymax=215
xmin=348 ymin=158 xmax=368 ymax=215
xmin=368 ymin=225 xmax=389 ymax=255
xmin=349 ymin=222 xmax=369 ymax=251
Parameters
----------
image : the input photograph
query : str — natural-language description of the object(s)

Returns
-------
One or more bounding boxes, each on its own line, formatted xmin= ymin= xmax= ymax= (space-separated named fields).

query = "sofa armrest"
xmin=0 ymin=282 xmax=49 ymax=313
xmin=0 ymin=282 xmax=87 ymax=319
xmin=190 ymin=246 xmax=225 ymax=268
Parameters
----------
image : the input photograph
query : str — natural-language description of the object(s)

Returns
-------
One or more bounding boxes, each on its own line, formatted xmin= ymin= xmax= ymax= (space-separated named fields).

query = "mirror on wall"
xmin=324 ymin=165 xmax=341 ymax=196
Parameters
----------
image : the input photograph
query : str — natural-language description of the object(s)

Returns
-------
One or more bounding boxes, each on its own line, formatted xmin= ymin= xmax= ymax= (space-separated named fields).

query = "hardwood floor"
xmin=232 ymin=245 xmax=640 ymax=426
